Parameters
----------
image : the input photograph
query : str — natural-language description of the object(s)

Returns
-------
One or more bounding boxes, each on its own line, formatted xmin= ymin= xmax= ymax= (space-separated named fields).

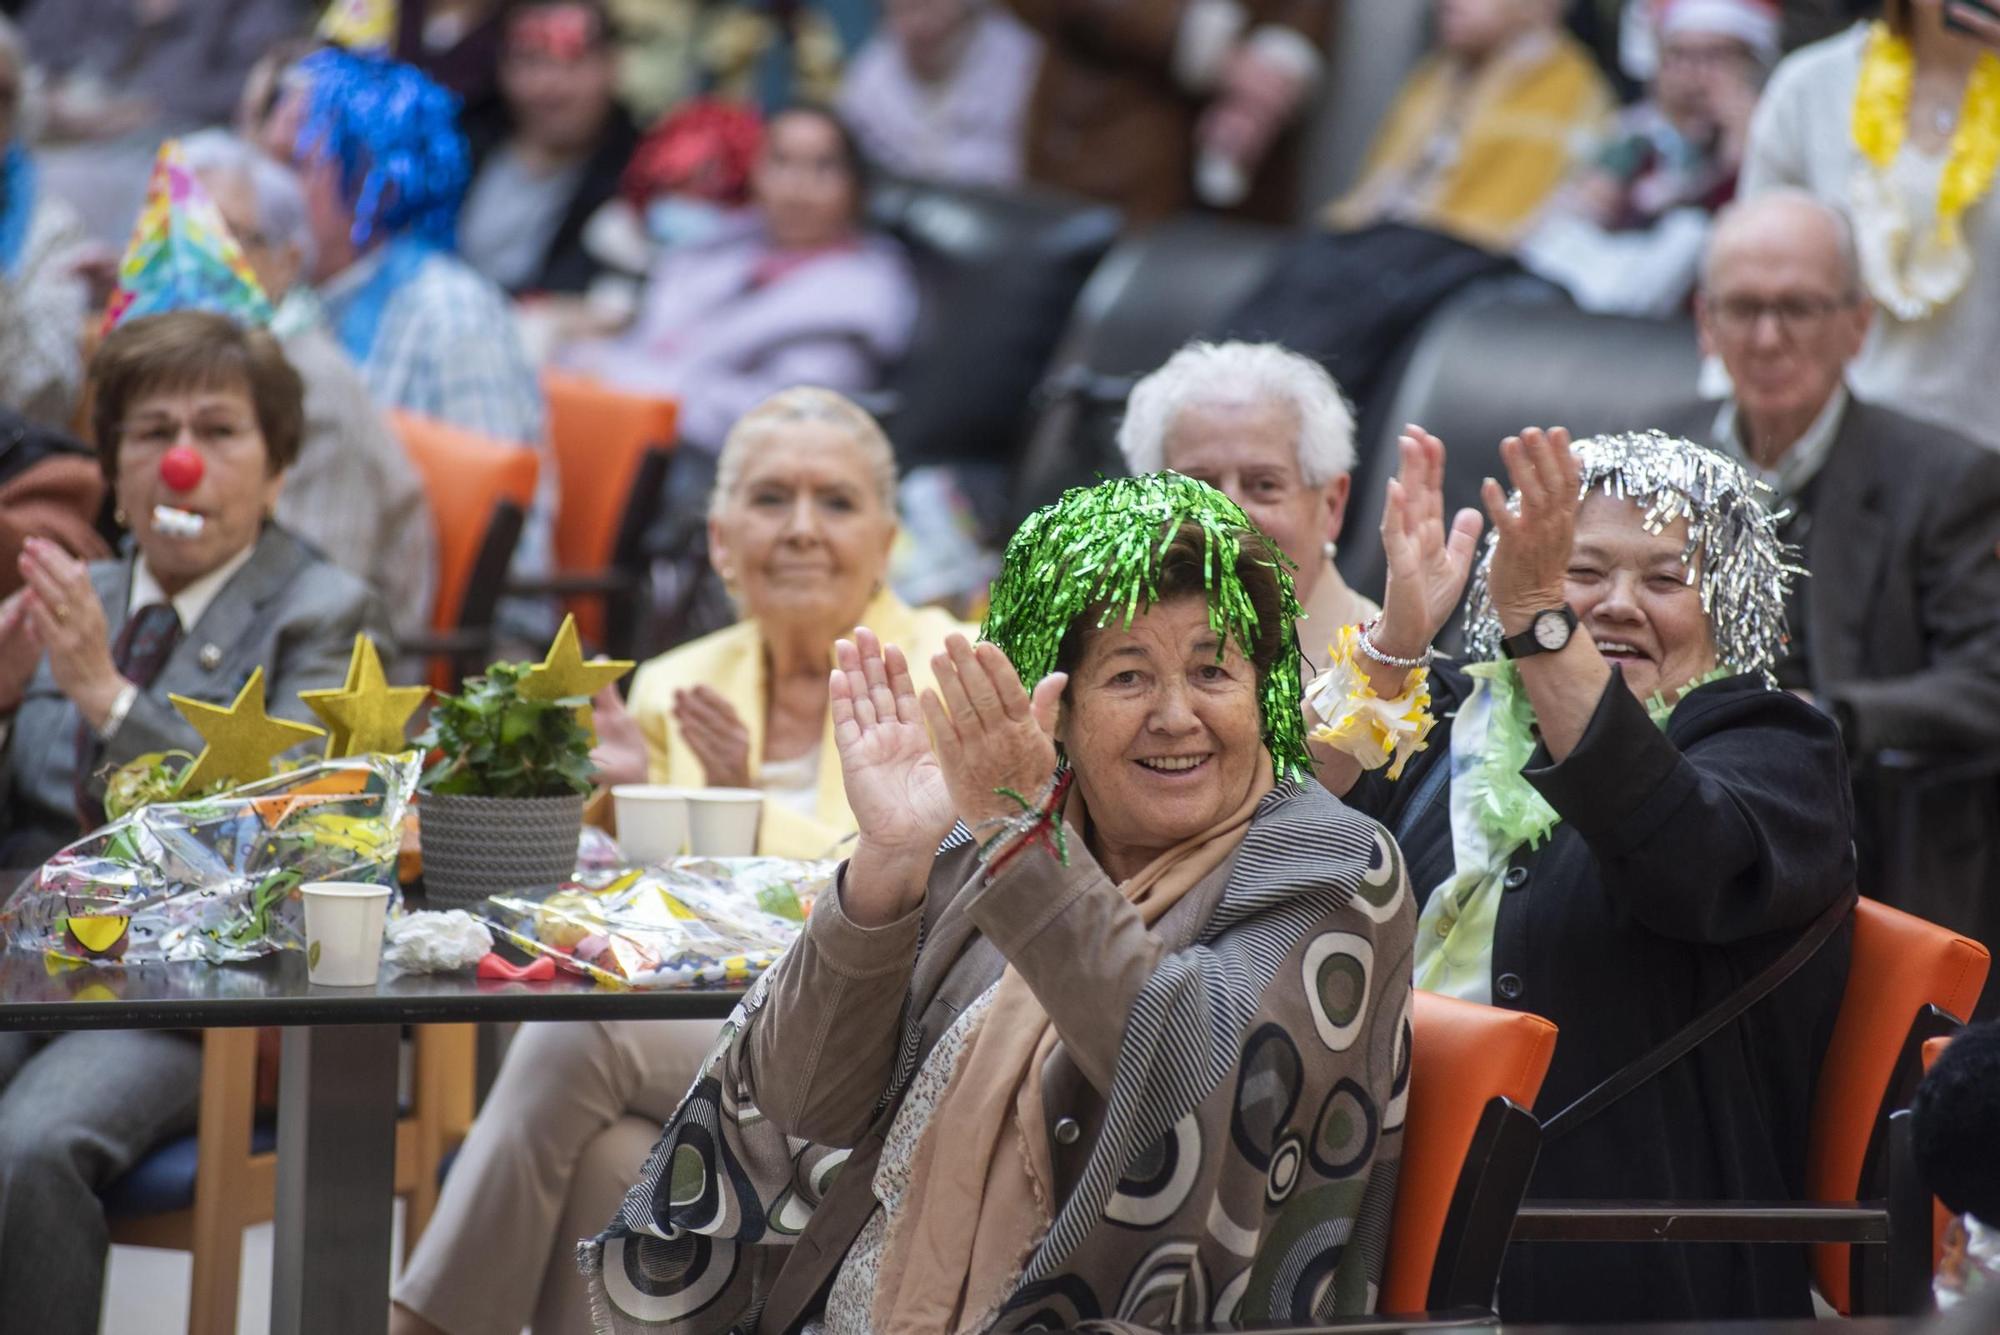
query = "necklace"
xmin=1853 ymin=23 xmax=2000 ymax=221
xmin=1849 ymin=22 xmax=2000 ymax=317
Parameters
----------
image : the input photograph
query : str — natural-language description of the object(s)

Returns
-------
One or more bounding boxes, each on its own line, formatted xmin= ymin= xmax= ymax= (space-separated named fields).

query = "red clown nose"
xmin=159 ymin=445 xmax=204 ymax=492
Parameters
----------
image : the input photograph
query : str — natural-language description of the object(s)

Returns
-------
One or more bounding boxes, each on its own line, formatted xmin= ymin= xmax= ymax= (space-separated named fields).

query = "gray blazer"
xmin=0 ymin=524 xmax=391 ymax=867
xmin=1650 ymin=393 xmax=2000 ymax=957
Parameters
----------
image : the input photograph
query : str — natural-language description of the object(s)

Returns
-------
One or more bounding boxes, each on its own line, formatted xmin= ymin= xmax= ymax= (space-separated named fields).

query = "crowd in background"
xmin=0 ymin=0 xmax=1998 ymax=1331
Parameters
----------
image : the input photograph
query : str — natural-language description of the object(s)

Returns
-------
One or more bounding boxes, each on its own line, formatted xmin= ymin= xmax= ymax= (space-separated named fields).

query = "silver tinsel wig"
xmin=1460 ymin=431 xmax=1800 ymax=676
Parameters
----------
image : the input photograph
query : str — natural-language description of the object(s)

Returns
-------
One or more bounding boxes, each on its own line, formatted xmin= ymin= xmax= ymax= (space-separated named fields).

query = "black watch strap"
xmin=1499 ymin=605 xmax=1579 ymax=660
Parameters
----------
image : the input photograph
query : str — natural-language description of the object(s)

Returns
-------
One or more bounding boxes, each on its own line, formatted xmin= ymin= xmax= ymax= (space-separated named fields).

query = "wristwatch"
xmin=1499 ymin=605 xmax=1579 ymax=660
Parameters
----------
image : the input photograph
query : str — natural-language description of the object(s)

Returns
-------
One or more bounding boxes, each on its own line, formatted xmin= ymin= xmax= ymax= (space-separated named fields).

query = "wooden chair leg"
xmin=405 ymin=1024 xmax=478 ymax=1253
xmin=187 ymin=1028 xmax=258 ymax=1335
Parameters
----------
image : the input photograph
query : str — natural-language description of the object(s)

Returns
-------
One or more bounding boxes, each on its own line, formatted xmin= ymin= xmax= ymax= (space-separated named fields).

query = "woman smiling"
xmin=581 ymin=473 xmax=1415 ymax=1333
xmin=596 ymin=387 xmax=970 ymax=857
xmin=1312 ymin=425 xmax=1854 ymax=1323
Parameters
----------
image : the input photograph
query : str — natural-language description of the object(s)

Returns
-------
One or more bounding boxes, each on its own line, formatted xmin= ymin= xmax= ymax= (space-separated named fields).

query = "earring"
xmin=114 ymin=507 xmax=128 ymax=527
xmin=1323 ymin=540 xmax=1338 ymax=563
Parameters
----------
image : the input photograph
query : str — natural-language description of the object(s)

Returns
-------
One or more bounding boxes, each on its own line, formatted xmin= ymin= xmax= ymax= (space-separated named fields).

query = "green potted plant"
xmin=415 ymin=661 xmax=595 ymax=904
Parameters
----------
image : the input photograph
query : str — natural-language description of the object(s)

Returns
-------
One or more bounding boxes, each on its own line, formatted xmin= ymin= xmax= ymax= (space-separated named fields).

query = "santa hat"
xmin=1659 ymin=0 xmax=1781 ymax=65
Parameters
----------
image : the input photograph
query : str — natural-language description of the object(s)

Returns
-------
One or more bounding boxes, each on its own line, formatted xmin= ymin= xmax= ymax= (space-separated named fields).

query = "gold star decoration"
xmin=517 ymin=614 xmax=633 ymax=735
xmin=298 ymin=634 xmax=429 ymax=758
xmin=171 ymin=667 xmax=326 ymax=794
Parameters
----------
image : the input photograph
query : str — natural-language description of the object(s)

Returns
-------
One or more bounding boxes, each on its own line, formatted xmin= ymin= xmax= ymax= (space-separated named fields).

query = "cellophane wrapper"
xmin=478 ymin=857 xmax=831 ymax=989
xmin=1 ymin=754 xmax=420 ymax=965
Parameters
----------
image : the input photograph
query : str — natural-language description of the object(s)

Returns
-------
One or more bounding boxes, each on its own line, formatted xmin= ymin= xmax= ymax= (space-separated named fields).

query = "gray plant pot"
xmin=420 ymin=791 xmax=586 ymax=905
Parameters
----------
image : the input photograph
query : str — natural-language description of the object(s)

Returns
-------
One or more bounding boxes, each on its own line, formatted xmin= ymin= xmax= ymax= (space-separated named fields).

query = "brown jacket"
xmin=1005 ymin=0 xmax=1335 ymax=224
xmin=582 ymin=779 xmax=1417 ymax=1332
xmin=0 ymin=424 xmax=107 ymax=598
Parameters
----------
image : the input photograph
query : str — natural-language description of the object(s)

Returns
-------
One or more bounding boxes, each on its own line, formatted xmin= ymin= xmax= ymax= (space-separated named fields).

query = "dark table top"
xmin=0 ymin=948 xmax=747 ymax=1030
xmin=0 ymin=881 xmax=746 ymax=1030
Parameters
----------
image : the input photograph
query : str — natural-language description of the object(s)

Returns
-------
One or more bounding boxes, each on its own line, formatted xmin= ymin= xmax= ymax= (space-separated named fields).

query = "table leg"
xmin=271 ymin=1024 xmax=401 ymax=1335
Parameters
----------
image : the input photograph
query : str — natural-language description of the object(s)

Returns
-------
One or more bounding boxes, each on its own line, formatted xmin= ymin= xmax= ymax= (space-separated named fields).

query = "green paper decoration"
xmin=979 ymin=472 xmax=1311 ymax=779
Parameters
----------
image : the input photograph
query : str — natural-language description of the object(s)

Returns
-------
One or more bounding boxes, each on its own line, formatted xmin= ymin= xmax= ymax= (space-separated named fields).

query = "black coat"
xmin=463 ymin=100 xmax=642 ymax=295
xmin=1651 ymin=395 xmax=2000 ymax=975
xmin=1347 ymin=666 xmax=1855 ymax=1323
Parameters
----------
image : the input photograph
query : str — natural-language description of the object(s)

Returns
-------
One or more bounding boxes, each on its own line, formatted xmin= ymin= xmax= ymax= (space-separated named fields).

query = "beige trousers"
xmin=393 ymin=1018 xmax=723 ymax=1335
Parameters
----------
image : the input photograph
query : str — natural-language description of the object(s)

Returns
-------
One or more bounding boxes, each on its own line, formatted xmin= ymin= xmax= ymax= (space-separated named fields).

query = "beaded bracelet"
xmin=1357 ymin=619 xmax=1436 ymax=669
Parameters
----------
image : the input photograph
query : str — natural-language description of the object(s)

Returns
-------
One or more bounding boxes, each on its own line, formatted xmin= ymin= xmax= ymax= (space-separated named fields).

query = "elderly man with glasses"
xmin=1647 ymin=188 xmax=2000 ymax=989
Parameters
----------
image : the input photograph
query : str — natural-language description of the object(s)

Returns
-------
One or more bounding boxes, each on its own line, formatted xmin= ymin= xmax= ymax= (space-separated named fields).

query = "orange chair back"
xmin=1807 ymin=898 xmax=1989 ymax=1312
xmin=1381 ymin=992 xmax=1559 ymax=1312
xmin=540 ymin=372 xmax=678 ymax=643
xmin=391 ymin=410 xmax=540 ymax=634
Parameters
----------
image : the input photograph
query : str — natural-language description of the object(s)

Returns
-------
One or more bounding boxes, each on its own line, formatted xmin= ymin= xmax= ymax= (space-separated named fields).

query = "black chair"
xmin=1006 ymin=213 xmax=1293 ymax=523
xmin=1337 ymin=296 xmax=1701 ymax=616
xmin=866 ymin=178 xmax=1122 ymax=495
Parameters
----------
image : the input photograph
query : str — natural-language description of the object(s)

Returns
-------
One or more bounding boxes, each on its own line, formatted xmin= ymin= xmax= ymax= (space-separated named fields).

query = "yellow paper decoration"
xmin=518 ymin=614 xmax=634 ymax=704
xmin=1852 ymin=22 xmax=2000 ymax=236
xmin=299 ymin=634 xmax=429 ymax=758
xmin=171 ymin=667 xmax=326 ymax=794
xmin=318 ymin=0 xmax=397 ymax=53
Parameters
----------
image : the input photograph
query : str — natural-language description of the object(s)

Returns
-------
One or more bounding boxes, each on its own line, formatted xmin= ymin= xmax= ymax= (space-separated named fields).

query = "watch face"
xmin=1533 ymin=610 xmax=1572 ymax=651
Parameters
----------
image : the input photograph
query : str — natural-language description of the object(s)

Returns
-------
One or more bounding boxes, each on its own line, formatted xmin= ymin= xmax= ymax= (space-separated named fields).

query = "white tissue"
xmin=383 ymin=910 xmax=493 ymax=973
xmin=151 ymin=504 xmax=205 ymax=538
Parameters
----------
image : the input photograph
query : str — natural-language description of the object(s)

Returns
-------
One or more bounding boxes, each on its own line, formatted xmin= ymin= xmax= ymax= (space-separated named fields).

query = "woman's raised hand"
xmin=670 ymin=685 xmax=752 ymax=789
xmin=1481 ymin=427 xmax=1581 ymax=629
xmin=0 ymin=590 xmax=42 ymax=714
xmin=830 ymin=627 xmax=956 ymax=859
xmin=920 ymin=634 xmax=1064 ymax=831
xmin=1376 ymin=426 xmax=1484 ymax=658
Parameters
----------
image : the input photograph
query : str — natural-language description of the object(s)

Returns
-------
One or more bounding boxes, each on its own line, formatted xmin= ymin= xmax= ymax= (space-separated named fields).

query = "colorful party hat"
xmin=101 ymin=140 xmax=275 ymax=334
xmin=318 ymin=0 xmax=398 ymax=55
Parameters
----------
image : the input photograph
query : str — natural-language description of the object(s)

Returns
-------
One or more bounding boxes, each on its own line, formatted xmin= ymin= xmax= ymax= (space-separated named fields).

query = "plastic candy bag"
xmin=478 ymin=857 xmax=830 ymax=989
xmin=1 ymin=754 xmax=419 ymax=965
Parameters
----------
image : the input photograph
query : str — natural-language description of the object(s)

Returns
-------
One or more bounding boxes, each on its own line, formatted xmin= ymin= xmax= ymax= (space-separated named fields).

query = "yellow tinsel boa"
xmin=1853 ymin=22 xmax=2000 ymax=234
xmin=1849 ymin=22 xmax=2000 ymax=319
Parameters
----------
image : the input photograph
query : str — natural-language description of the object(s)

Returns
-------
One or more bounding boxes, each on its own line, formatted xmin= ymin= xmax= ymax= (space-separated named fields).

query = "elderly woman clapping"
xmin=580 ymin=474 xmax=1415 ymax=1333
xmin=1119 ymin=340 xmax=1378 ymax=654
xmin=0 ymin=310 xmax=385 ymax=1330
xmin=0 ymin=310 xmax=387 ymax=867
xmin=1312 ymin=426 xmax=1854 ymax=1323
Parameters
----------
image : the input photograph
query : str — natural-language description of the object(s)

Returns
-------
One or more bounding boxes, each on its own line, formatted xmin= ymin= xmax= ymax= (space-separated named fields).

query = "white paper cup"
xmin=686 ymin=789 xmax=764 ymax=856
xmin=301 ymin=882 xmax=393 ymax=986
xmin=611 ymin=784 xmax=692 ymax=863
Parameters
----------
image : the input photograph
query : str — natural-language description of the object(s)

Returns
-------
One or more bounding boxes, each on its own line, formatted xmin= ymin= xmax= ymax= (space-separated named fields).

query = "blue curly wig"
xmin=292 ymin=47 xmax=469 ymax=251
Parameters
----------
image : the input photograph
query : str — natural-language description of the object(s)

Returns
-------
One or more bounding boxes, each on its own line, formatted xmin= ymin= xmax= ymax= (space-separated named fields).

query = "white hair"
xmin=710 ymin=386 xmax=899 ymax=521
xmin=179 ymin=128 xmax=318 ymax=280
xmin=1117 ymin=341 xmax=1357 ymax=487
xmin=1704 ymin=188 xmax=1861 ymax=300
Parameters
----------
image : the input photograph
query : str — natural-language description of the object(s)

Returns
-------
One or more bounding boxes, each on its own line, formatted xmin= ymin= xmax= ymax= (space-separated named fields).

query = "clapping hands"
xmin=1374 ymin=426 xmax=1485 ymax=661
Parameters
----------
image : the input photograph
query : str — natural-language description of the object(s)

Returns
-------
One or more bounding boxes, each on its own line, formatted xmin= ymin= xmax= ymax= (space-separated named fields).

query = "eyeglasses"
xmin=1708 ymin=294 xmax=1856 ymax=338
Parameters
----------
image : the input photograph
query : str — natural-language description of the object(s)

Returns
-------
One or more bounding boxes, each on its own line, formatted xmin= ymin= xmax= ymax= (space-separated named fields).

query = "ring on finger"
xmin=53 ymin=603 xmax=69 ymax=624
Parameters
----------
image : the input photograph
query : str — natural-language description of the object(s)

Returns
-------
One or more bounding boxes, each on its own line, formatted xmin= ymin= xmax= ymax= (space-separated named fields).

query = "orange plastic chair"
xmin=1380 ymin=991 xmax=1559 ymax=1314
xmin=1808 ymin=898 xmax=1989 ymax=1312
xmin=528 ymin=372 xmax=678 ymax=649
xmin=391 ymin=411 xmax=541 ymax=691
xmin=1513 ymin=897 xmax=1989 ymax=1317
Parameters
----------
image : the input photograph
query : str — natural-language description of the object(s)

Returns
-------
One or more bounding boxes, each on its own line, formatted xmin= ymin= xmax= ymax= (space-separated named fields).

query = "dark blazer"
xmin=1347 ymin=666 xmax=1855 ymax=1323
xmin=1651 ymin=395 xmax=2000 ymax=958
xmin=464 ymin=100 xmax=642 ymax=295
xmin=0 ymin=525 xmax=390 ymax=867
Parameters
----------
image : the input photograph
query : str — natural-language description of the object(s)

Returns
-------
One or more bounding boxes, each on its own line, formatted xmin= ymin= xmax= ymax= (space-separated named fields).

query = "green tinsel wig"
xmin=980 ymin=472 xmax=1311 ymax=779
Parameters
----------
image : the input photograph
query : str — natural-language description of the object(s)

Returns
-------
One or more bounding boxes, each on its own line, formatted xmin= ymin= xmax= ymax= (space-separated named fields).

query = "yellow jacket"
xmin=1328 ymin=30 xmax=1612 ymax=252
xmin=626 ymin=590 xmax=974 ymax=858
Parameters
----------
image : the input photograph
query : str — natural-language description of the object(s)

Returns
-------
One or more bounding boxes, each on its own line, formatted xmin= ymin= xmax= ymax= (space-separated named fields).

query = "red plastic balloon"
xmin=158 ymin=444 xmax=204 ymax=492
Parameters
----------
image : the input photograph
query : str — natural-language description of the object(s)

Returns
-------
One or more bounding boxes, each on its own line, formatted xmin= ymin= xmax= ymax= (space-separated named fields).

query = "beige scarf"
xmin=869 ymin=752 xmax=1277 ymax=1334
